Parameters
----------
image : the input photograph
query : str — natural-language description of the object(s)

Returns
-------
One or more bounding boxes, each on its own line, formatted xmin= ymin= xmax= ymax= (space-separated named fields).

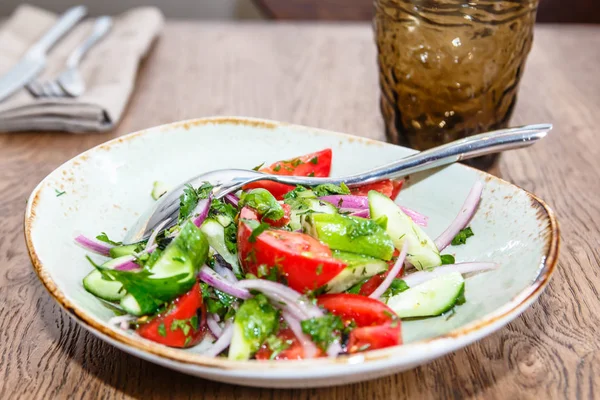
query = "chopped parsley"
xmin=171 ymin=318 xmax=192 ymax=336
xmin=347 ymin=277 xmax=371 ymax=294
xmin=290 ymin=158 xmax=304 ymax=167
xmin=312 ymin=183 xmax=350 ymax=197
xmin=451 ymin=227 xmax=474 ymax=246
xmin=252 ymin=162 xmax=265 ymax=171
xmin=381 ymin=279 xmax=409 ymax=301
xmin=265 ymin=335 xmax=293 ymax=360
xmin=301 ymin=314 xmax=344 ymax=351
xmin=440 ymin=254 xmax=455 ymax=265
xmin=247 ymin=221 xmax=270 ymax=243
xmin=157 ymin=323 xmax=167 ymax=337
xmin=96 ymin=232 xmax=122 ymax=246
xmin=283 ymin=186 xmax=309 ymax=202
xmin=309 ymin=156 xmax=319 ymax=165
xmin=179 ymin=182 xmax=213 ymax=222
xmin=273 ymin=164 xmax=282 ymax=172
xmin=239 ymin=189 xmax=284 ymax=221
xmin=55 ymin=189 xmax=66 ymax=197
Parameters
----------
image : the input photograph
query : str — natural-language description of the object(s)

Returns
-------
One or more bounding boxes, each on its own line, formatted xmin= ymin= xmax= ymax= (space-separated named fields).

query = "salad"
xmin=76 ymin=148 xmax=497 ymax=360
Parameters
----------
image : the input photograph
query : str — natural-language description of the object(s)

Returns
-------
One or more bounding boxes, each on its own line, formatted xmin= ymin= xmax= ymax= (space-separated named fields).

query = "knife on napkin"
xmin=0 ymin=5 xmax=87 ymax=103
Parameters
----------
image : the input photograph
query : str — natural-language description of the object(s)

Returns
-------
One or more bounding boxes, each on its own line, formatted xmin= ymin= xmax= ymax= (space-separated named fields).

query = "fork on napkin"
xmin=0 ymin=5 xmax=164 ymax=133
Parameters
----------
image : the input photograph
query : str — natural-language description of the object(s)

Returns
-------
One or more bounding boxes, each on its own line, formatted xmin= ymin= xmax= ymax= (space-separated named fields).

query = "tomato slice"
xmin=255 ymin=328 xmax=305 ymax=360
xmin=347 ymin=323 xmax=402 ymax=353
xmin=317 ymin=293 xmax=401 ymax=353
xmin=137 ymin=282 xmax=207 ymax=348
xmin=245 ymin=149 xmax=333 ymax=200
xmin=238 ymin=207 xmax=346 ymax=292
xmin=317 ymin=293 xmax=397 ymax=326
xmin=350 ymin=179 xmax=404 ymax=200
xmin=358 ymin=249 xmax=403 ymax=296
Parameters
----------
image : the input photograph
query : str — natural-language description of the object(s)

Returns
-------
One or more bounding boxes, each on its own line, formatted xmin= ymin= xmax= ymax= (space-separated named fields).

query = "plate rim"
xmin=23 ymin=116 xmax=560 ymax=373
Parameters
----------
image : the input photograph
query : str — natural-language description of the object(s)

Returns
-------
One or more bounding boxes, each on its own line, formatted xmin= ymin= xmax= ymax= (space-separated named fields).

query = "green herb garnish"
xmin=157 ymin=323 xmax=167 ymax=337
xmin=440 ymin=254 xmax=456 ymax=265
xmin=301 ymin=314 xmax=344 ymax=351
xmin=381 ymin=279 xmax=409 ymax=301
xmin=451 ymin=227 xmax=474 ymax=246
xmin=96 ymin=232 xmax=122 ymax=246
xmin=55 ymin=189 xmax=66 ymax=197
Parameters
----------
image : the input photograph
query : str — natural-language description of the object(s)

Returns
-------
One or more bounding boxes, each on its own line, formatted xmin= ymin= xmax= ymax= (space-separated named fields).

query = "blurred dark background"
xmin=1 ymin=0 xmax=598 ymax=23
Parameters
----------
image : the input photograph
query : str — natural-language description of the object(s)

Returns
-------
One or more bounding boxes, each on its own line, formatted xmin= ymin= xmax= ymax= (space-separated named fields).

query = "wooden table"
xmin=1 ymin=22 xmax=599 ymax=399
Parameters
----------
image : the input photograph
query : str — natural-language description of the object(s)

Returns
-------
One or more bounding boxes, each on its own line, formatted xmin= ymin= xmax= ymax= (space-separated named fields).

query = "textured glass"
xmin=375 ymin=0 xmax=538 ymax=168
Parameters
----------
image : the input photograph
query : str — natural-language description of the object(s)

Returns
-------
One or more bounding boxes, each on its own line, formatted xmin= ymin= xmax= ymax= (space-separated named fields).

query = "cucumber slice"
xmin=83 ymin=270 xmax=126 ymax=302
xmin=289 ymin=198 xmax=337 ymax=231
xmin=368 ymin=190 xmax=441 ymax=269
xmin=302 ymin=213 xmax=395 ymax=260
xmin=120 ymin=294 xmax=143 ymax=315
xmin=109 ymin=244 xmax=139 ymax=258
xmin=215 ymin=213 xmax=233 ymax=228
xmin=151 ymin=181 xmax=168 ymax=200
xmin=387 ymin=272 xmax=465 ymax=318
xmin=325 ymin=251 xmax=388 ymax=293
xmin=201 ymin=218 xmax=240 ymax=274
xmin=228 ymin=295 xmax=278 ymax=360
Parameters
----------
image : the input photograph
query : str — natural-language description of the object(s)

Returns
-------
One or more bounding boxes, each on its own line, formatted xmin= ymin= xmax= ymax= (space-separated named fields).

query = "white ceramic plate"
xmin=25 ymin=117 xmax=559 ymax=388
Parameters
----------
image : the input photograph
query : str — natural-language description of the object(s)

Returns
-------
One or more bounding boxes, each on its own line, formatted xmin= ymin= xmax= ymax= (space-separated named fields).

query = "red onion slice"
xmin=319 ymin=195 xmax=368 ymax=209
xmin=213 ymin=260 xmax=238 ymax=282
xmin=192 ymin=196 xmax=212 ymax=227
xmin=207 ymin=313 xmax=223 ymax=338
xmin=282 ymin=311 xmax=318 ymax=359
xmin=74 ymin=234 xmax=112 ymax=257
xmin=224 ymin=193 xmax=239 ymax=207
xmin=348 ymin=208 xmax=369 ymax=218
xmin=236 ymin=279 xmax=323 ymax=319
xmin=114 ymin=257 xmax=141 ymax=271
xmin=434 ymin=181 xmax=484 ymax=251
xmin=402 ymin=262 xmax=499 ymax=288
xmin=204 ymin=320 xmax=233 ymax=357
xmin=198 ymin=265 xmax=251 ymax=299
xmin=369 ymin=240 xmax=409 ymax=300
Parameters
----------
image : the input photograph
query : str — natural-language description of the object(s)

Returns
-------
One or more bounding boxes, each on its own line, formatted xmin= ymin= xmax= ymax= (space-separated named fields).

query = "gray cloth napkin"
xmin=0 ymin=5 xmax=164 ymax=132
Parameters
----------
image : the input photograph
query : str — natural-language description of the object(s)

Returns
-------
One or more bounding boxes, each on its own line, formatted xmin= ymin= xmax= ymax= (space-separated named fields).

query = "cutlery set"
xmin=0 ymin=6 xmax=111 ymax=102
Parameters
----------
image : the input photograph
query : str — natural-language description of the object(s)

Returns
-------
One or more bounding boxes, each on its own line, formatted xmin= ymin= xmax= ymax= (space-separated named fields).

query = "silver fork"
xmin=27 ymin=16 xmax=112 ymax=98
xmin=122 ymin=123 xmax=552 ymax=245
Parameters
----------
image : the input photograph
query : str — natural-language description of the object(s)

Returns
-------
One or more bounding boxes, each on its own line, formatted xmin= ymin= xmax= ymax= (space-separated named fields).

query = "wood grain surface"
xmin=0 ymin=23 xmax=599 ymax=399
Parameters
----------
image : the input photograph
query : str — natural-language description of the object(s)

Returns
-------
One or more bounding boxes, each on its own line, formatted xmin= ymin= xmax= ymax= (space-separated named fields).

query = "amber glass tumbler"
xmin=374 ymin=0 xmax=538 ymax=168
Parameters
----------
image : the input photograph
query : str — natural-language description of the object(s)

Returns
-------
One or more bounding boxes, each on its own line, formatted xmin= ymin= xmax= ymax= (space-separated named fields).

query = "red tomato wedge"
xmin=137 ymin=282 xmax=207 ymax=348
xmin=238 ymin=207 xmax=346 ymax=292
xmin=358 ymin=249 xmax=404 ymax=296
xmin=255 ymin=328 xmax=305 ymax=360
xmin=317 ymin=293 xmax=397 ymax=326
xmin=350 ymin=179 xmax=403 ymax=200
xmin=347 ymin=324 xmax=402 ymax=353
xmin=317 ymin=293 xmax=401 ymax=353
xmin=244 ymin=149 xmax=333 ymax=200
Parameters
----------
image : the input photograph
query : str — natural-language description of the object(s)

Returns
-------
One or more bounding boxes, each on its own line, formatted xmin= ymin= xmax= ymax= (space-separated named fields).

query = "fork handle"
xmin=269 ymin=124 xmax=552 ymax=187
xmin=66 ymin=16 xmax=113 ymax=68
xmin=29 ymin=6 xmax=87 ymax=55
